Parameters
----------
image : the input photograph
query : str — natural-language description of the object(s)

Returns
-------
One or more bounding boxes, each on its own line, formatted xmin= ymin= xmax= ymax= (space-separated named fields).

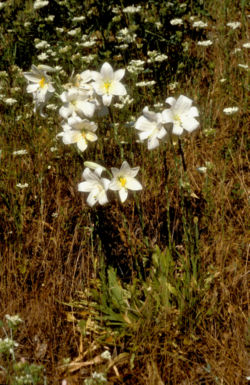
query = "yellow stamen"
xmin=119 ymin=177 xmax=127 ymax=187
xmin=173 ymin=114 xmax=181 ymax=123
xmin=39 ymin=77 xmax=45 ymax=88
xmin=103 ymin=81 xmax=111 ymax=93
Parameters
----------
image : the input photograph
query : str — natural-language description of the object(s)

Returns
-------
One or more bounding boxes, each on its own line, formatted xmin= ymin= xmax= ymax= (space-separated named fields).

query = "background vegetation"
xmin=0 ymin=0 xmax=249 ymax=384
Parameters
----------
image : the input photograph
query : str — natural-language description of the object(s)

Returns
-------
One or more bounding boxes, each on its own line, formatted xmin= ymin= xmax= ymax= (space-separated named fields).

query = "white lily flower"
xmin=91 ymin=62 xmax=126 ymax=106
xmin=59 ymin=87 xmax=96 ymax=119
xmin=78 ymin=168 xmax=110 ymax=207
xmin=135 ymin=107 xmax=168 ymax=150
xmin=58 ymin=116 xmax=98 ymax=152
xmin=162 ymin=95 xmax=199 ymax=135
xmin=109 ymin=161 xmax=142 ymax=203
xmin=84 ymin=161 xmax=107 ymax=176
xmin=23 ymin=64 xmax=55 ymax=104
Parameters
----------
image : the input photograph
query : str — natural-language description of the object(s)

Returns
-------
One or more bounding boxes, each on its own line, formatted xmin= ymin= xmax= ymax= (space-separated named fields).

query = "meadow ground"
xmin=0 ymin=0 xmax=249 ymax=384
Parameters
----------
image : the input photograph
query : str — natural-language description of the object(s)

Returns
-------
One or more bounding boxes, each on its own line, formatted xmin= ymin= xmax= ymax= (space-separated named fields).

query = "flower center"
xmin=39 ymin=77 xmax=46 ymax=88
xmin=103 ymin=81 xmax=111 ymax=93
xmin=173 ymin=114 xmax=182 ymax=124
xmin=119 ymin=176 xmax=127 ymax=187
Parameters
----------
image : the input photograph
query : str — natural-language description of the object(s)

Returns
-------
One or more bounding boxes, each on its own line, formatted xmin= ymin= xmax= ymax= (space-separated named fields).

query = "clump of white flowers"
xmin=33 ymin=0 xmax=49 ymax=10
xmin=197 ymin=40 xmax=213 ymax=47
xmin=223 ymin=107 xmax=239 ymax=115
xmin=23 ymin=59 xmax=200 ymax=207
xmin=78 ymin=161 xmax=143 ymax=205
xmin=226 ymin=21 xmax=241 ymax=29
xmin=192 ymin=21 xmax=208 ymax=28
xmin=170 ymin=18 xmax=183 ymax=26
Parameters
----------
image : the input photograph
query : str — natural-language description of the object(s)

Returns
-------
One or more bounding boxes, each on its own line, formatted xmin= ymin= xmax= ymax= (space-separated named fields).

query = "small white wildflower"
xmin=45 ymin=15 xmax=55 ymax=22
xmin=46 ymin=103 xmax=57 ymax=111
xmin=223 ymin=107 xmax=239 ymax=115
xmin=116 ymin=27 xmax=136 ymax=43
xmin=113 ymin=95 xmax=134 ymax=109
xmin=123 ymin=5 xmax=141 ymax=13
xmin=242 ymin=42 xmax=250 ymax=49
xmin=127 ymin=59 xmax=145 ymax=74
xmin=112 ymin=6 xmax=120 ymax=14
xmin=81 ymin=41 xmax=96 ymax=48
xmin=13 ymin=149 xmax=28 ymax=156
xmin=56 ymin=27 xmax=64 ymax=33
xmin=196 ymin=166 xmax=207 ymax=174
xmin=67 ymin=28 xmax=81 ymax=36
xmin=34 ymin=0 xmax=49 ymax=10
xmin=219 ymin=78 xmax=226 ymax=83
xmin=0 ymin=2 xmax=6 ymax=9
xmin=0 ymin=337 xmax=19 ymax=354
xmin=37 ymin=52 xmax=49 ymax=61
xmin=205 ymin=161 xmax=213 ymax=170
xmin=0 ymin=70 xmax=8 ymax=78
xmin=59 ymin=46 xmax=71 ymax=54
xmin=193 ymin=21 xmax=208 ymax=28
xmin=129 ymin=59 xmax=145 ymax=67
xmin=11 ymin=87 xmax=21 ymax=93
xmin=168 ymin=82 xmax=179 ymax=91
xmin=81 ymin=54 xmax=97 ymax=63
xmin=155 ymin=21 xmax=163 ymax=29
xmin=154 ymin=54 xmax=168 ymax=62
xmin=35 ymin=40 xmax=50 ymax=49
xmin=4 ymin=98 xmax=17 ymax=105
xmin=226 ymin=21 xmax=241 ymax=29
xmin=197 ymin=40 xmax=213 ymax=46
xmin=170 ymin=18 xmax=183 ymax=26
xmin=16 ymin=183 xmax=29 ymax=189
xmin=233 ymin=48 xmax=241 ymax=54
xmin=92 ymin=372 xmax=107 ymax=382
xmin=135 ymin=80 xmax=156 ymax=87
xmin=153 ymin=102 xmax=164 ymax=108
xmin=112 ymin=15 xmax=121 ymax=22
xmin=116 ymin=43 xmax=129 ymax=51
xmin=5 ymin=314 xmax=23 ymax=327
xmin=238 ymin=63 xmax=248 ymax=69
xmin=101 ymin=350 xmax=111 ymax=360
xmin=72 ymin=16 xmax=86 ymax=22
